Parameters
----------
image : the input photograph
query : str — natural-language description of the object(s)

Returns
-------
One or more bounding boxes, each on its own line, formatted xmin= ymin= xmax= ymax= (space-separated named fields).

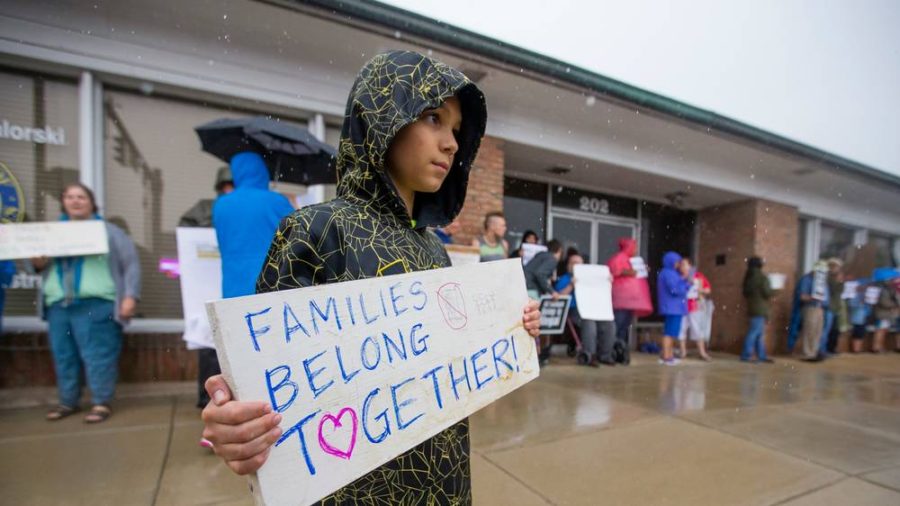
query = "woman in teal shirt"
xmin=32 ymin=183 xmax=141 ymax=423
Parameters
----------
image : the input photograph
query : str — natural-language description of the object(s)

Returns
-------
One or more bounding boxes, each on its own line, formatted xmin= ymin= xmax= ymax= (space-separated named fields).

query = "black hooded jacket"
xmin=256 ymin=51 xmax=486 ymax=504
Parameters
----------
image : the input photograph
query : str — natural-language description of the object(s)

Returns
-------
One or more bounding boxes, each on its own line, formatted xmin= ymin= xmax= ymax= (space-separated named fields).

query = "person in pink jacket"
xmin=607 ymin=238 xmax=653 ymax=346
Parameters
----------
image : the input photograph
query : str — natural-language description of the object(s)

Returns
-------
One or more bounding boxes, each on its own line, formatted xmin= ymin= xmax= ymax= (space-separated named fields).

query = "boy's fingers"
xmin=204 ymin=410 xmax=281 ymax=446
xmin=227 ymin=447 xmax=272 ymax=476
xmin=204 ymin=375 xmax=232 ymax=406
xmin=214 ymin=421 xmax=282 ymax=462
xmin=204 ymin=400 xmax=273 ymax=426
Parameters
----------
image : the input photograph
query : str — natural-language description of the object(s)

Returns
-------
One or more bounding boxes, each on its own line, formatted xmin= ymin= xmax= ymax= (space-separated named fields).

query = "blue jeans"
xmin=47 ymin=298 xmax=123 ymax=407
xmin=786 ymin=304 xmax=802 ymax=352
xmin=820 ymin=310 xmax=834 ymax=355
xmin=741 ymin=316 xmax=768 ymax=361
xmin=613 ymin=309 xmax=633 ymax=343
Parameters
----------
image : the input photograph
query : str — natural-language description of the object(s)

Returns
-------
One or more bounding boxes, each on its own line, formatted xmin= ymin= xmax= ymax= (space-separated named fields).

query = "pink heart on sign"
xmin=317 ymin=407 xmax=358 ymax=460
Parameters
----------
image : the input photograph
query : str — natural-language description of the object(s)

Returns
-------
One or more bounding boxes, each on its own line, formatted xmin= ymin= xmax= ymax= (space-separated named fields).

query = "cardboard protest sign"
xmin=538 ymin=295 xmax=571 ymax=334
xmin=573 ymin=264 xmax=614 ymax=321
xmin=176 ymin=227 xmax=221 ymax=350
xmin=0 ymin=220 xmax=108 ymax=260
xmin=207 ymin=258 xmax=539 ymax=506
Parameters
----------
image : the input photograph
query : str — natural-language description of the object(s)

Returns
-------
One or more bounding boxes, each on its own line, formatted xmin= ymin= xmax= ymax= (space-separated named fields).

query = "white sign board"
xmin=573 ymin=264 xmax=614 ymax=321
xmin=768 ymin=273 xmax=786 ymax=291
xmin=841 ymin=280 xmax=859 ymax=300
xmin=207 ymin=259 xmax=539 ymax=506
xmin=629 ymin=257 xmax=649 ymax=279
xmin=176 ymin=227 xmax=222 ymax=350
xmin=521 ymin=243 xmax=547 ymax=266
xmin=865 ymin=286 xmax=881 ymax=305
xmin=812 ymin=269 xmax=828 ymax=301
xmin=0 ymin=221 xmax=108 ymax=260
xmin=444 ymin=244 xmax=480 ymax=267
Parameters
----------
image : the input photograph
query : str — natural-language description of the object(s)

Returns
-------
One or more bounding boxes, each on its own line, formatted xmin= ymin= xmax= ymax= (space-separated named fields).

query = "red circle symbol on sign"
xmin=437 ymin=282 xmax=468 ymax=330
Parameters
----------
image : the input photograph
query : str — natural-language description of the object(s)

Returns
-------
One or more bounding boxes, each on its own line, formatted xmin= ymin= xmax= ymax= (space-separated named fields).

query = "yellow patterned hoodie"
xmin=256 ymin=50 xmax=487 ymax=504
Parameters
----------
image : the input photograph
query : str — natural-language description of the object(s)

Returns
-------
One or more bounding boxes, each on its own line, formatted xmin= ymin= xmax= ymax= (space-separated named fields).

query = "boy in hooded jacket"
xmin=199 ymin=51 xmax=541 ymax=504
xmin=657 ymin=251 xmax=691 ymax=365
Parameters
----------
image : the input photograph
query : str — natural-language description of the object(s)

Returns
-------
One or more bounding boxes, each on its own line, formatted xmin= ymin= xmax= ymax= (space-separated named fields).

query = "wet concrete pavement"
xmin=2 ymin=352 xmax=899 ymax=505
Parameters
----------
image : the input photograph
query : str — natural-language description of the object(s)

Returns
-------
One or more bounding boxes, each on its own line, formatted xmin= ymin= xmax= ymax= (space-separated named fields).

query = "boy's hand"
xmin=201 ymin=375 xmax=283 ymax=475
xmin=522 ymin=300 xmax=540 ymax=338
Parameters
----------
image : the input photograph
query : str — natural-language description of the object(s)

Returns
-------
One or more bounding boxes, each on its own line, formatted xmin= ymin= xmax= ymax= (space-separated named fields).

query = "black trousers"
xmin=197 ymin=348 xmax=222 ymax=408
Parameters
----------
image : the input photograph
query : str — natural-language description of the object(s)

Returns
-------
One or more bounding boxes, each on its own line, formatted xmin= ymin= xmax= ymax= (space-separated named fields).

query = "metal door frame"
xmin=548 ymin=207 xmax=639 ymax=264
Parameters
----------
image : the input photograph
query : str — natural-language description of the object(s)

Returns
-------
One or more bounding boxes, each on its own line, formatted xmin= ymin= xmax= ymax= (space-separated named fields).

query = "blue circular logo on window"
xmin=0 ymin=161 xmax=25 ymax=223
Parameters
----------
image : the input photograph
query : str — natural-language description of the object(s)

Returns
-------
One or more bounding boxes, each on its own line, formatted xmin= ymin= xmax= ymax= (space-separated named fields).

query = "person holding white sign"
xmin=200 ymin=51 xmax=541 ymax=503
xmin=31 ymin=183 xmax=141 ymax=423
xmin=556 ymin=254 xmax=617 ymax=366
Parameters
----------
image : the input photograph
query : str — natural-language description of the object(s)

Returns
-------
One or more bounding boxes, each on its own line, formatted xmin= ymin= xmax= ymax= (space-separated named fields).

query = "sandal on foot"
xmin=46 ymin=405 xmax=80 ymax=421
xmin=84 ymin=404 xmax=112 ymax=424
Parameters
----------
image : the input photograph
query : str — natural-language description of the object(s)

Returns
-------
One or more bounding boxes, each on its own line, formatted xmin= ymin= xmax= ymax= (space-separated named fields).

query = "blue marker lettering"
xmin=309 ymin=296 xmax=341 ymax=335
xmin=362 ymin=387 xmax=391 ymax=444
xmin=245 ymin=307 xmax=272 ymax=352
xmin=275 ymin=409 xmax=320 ymax=476
xmin=283 ymin=302 xmax=310 ymax=342
xmin=302 ymin=350 xmax=334 ymax=399
xmin=389 ymin=282 xmax=407 ymax=317
xmin=448 ymin=359 xmax=471 ymax=401
xmin=410 ymin=323 xmax=430 ymax=356
xmin=359 ymin=293 xmax=379 ymax=325
xmin=491 ymin=337 xmax=514 ymax=378
xmin=421 ymin=365 xmax=445 ymax=409
xmin=265 ymin=365 xmax=298 ymax=413
xmin=409 ymin=280 xmax=427 ymax=311
xmin=382 ymin=329 xmax=408 ymax=363
xmin=361 ymin=336 xmax=382 ymax=370
xmin=470 ymin=347 xmax=493 ymax=390
xmin=335 ymin=345 xmax=360 ymax=383
xmin=391 ymin=377 xmax=423 ymax=430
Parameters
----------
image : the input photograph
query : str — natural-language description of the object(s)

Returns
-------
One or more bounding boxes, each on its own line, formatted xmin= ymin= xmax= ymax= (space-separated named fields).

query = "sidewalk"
xmin=2 ymin=352 xmax=900 ymax=505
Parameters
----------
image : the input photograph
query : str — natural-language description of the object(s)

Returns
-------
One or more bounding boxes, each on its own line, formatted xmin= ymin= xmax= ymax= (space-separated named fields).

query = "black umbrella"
xmin=195 ymin=116 xmax=337 ymax=185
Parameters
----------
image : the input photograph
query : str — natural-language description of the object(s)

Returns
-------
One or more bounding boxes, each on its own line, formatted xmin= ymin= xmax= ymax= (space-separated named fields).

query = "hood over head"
xmin=618 ymin=237 xmax=637 ymax=255
xmin=230 ymin=151 xmax=270 ymax=190
xmin=335 ymin=50 xmax=487 ymax=228
xmin=662 ymin=251 xmax=682 ymax=270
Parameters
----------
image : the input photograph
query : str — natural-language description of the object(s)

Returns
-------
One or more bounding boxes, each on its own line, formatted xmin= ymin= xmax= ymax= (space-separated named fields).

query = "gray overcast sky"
xmin=381 ymin=0 xmax=900 ymax=177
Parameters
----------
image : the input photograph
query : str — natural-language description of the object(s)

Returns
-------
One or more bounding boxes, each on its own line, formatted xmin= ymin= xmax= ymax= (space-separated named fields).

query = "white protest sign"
xmin=176 ymin=227 xmax=221 ymax=350
xmin=0 ymin=221 xmax=108 ymax=260
xmin=629 ymin=257 xmax=649 ymax=279
xmin=841 ymin=280 xmax=859 ymax=300
xmin=768 ymin=273 xmax=786 ymax=291
xmin=864 ymin=286 xmax=881 ymax=305
xmin=573 ymin=264 xmax=614 ymax=321
xmin=521 ymin=243 xmax=547 ymax=266
xmin=207 ymin=258 xmax=538 ymax=506
xmin=444 ymin=244 xmax=480 ymax=267
xmin=812 ymin=269 xmax=828 ymax=301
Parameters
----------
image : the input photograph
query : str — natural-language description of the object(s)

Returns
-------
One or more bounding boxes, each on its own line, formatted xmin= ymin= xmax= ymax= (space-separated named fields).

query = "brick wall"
xmin=0 ymin=332 xmax=198 ymax=388
xmin=698 ymin=199 xmax=799 ymax=355
xmin=455 ymin=135 xmax=505 ymax=245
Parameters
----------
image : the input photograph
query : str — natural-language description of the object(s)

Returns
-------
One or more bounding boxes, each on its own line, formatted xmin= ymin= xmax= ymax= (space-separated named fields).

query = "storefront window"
xmin=868 ymin=233 xmax=897 ymax=267
xmin=819 ymin=223 xmax=855 ymax=261
xmin=0 ymin=69 xmax=79 ymax=316
xmin=503 ymin=177 xmax=547 ymax=249
xmin=103 ymin=89 xmax=318 ymax=318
